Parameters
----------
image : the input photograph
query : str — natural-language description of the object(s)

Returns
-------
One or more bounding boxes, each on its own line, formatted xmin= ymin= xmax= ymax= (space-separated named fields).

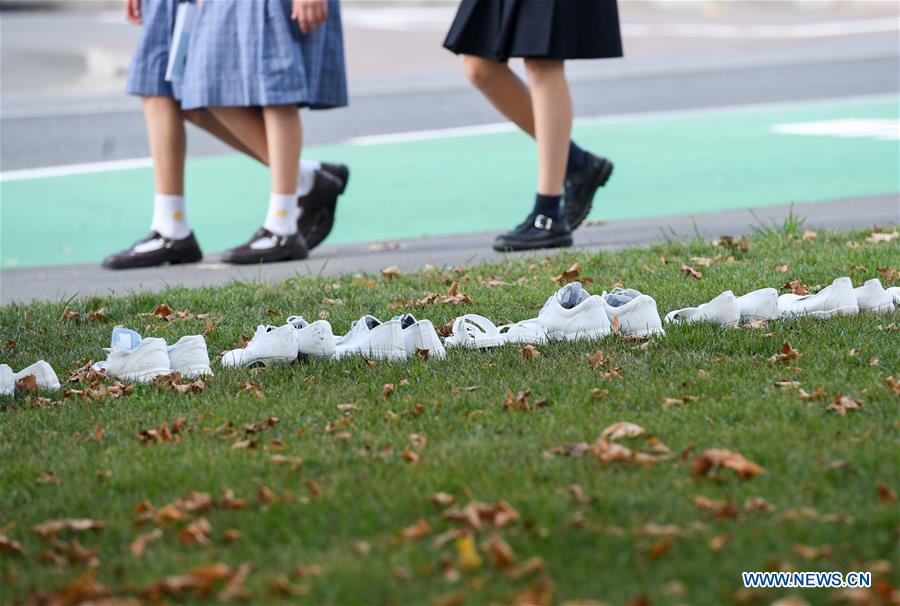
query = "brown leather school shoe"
xmin=221 ymin=227 xmax=309 ymax=265
xmin=102 ymin=231 xmax=203 ymax=270
xmin=298 ymin=168 xmax=345 ymax=250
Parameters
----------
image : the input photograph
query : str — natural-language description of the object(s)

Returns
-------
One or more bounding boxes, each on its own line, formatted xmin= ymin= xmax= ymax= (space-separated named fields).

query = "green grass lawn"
xmin=1 ymin=223 xmax=898 ymax=605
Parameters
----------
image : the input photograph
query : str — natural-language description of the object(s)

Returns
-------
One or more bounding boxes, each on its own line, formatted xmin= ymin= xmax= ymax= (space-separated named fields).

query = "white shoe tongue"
xmin=557 ymin=282 xmax=589 ymax=309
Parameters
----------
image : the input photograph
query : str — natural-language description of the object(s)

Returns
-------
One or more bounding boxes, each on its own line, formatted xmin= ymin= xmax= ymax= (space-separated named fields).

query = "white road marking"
xmin=623 ymin=18 xmax=899 ymax=39
xmin=772 ymin=119 xmax=900 ymax=141
xmin=0 ymin=157 xmax=153 ymax=183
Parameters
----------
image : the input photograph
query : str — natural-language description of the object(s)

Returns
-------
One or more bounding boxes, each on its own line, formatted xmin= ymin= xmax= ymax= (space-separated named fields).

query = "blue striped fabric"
xmin=180 ymin=0 xmax=348 ymax=110
xmin=125 ymin=0 xmax=181 ymax=98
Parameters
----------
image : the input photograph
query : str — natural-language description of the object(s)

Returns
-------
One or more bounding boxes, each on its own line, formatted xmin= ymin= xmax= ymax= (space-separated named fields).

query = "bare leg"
xmin=207 ymin=107 xmax=272 ymax=165
xmin=524 ymin=59 xmax=572 ymax=196
xmin=464 ymin=55 xmax=535 ymax=138
xmin=183 ymin=108 xmax=267 ymax=164
xmin=262 ymin=105 xmax=302 ymax=194
xmin=141 ymin=96 xmax=186 ymax=195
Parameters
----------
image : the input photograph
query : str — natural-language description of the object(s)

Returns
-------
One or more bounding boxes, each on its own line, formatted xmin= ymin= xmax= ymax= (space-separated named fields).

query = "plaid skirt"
xmin=180 ymin=0 xmax=348 ymax=110
xmin=125 ymin=0 xmax=181 ymax=98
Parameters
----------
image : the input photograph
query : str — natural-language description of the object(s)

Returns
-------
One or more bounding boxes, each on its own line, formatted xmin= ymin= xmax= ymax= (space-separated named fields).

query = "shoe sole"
xmin=860 ymin=303 xmax=894 ymax=315
xmin=446 ymin=337 xmax=506 ymax=349
xmin=782 ymin=305 xmax=860 ymax=320
xmin=493 ymin=233 xmax=574 ymax=252
xmin=568 ymin=159 xmax=614 ymax=230
xmin=103 ymin=249 xmax=203 ymax=270
xmin=221 ymin=249 xmax=309 ymax=265
xmin=547 ymin=327 xmax=612 ymax=342
xmin=117 ymin=367 xmax=172 ymax=383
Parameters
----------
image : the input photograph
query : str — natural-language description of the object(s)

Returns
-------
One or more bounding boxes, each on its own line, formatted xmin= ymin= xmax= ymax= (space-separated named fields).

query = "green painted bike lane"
xmin=2 ymin=95 xmax=897 ymax=268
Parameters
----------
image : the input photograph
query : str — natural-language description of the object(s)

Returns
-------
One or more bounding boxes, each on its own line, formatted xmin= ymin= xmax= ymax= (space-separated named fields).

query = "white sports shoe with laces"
xmin=665 ymin=291 xmax=741 ymax=328
xmin=221 ymin=324 xmax=299 ymax=368
xmin=396 ymin=314 xmax=446 ymax=359
xmin=736 ymin=288 xmax=780 ymax=322
xmin=503 ymin=282 xmax=611 ymax=343
xmin=444 ymin=314 xmax=505 ymax=349
xmin=96 ymin=328 xmax=211 ymax=378
xmin=853 ymin=278 xmax=893 ymax=314
xmin=167 ymin=336 xmax=213 ymax=377
xmin=1 ymin=364 xmax=16 ymax=396
xmin=14 ymin=361 xmax=61 ymax=391
xmin=887 ymin=286 xmax=900 ymax=307
xmin=778 ymin=277 xmax=859 ymax=319
xmin=287 ymin=316 xmax=336 ymax=359
xmin=602 ymin=288 xmax=665 ymax=337
xmin=334 ymin=316 xmax=407 ymax=361
xmin=100 ymin=336 xmax=171 ymax=382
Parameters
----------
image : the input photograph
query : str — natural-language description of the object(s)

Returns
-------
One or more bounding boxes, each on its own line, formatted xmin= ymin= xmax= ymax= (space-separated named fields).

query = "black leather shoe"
xmin=564 ymin=153 xmax=614 ymax=230
xmin=320 ymin=162 xmax=350 ymax=194
xmin=493 ymin=213 xmax=573 ymax=252
xmin=221 ymin=228 xmax=309 ymax=265
xmin=298 ymin=170 xmax=343 ymax=251
xmin=102 ymin=231 xmax=203 ymax=270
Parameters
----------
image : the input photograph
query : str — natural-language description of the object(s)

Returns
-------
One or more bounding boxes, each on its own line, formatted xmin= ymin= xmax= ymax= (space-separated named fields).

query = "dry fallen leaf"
xmin=693 ymin=495 xmax=739 ymax=519
xmin=382 ymin=383 xmax=395 ymax=398
xmin=503 ymin=388 xmax=533 ymax=412
xmin=709 ymin=534 xmax=730 ymax=552
xmin=400 ymin=519 xmax=431 ymax=541
xmin=793 ymin=543 xmax=832 ymax=560
xmin=430 ymin=492 xmax=456 ymax=508
xmin=381 ymin=266 xmax=400 ymax=280
xmin=691 ymin=449 xmax=766 ymax=481
xmin=141 ymin=563 xmax=233 ymax=601
xmin=180 ymin=518 xmax=213 ymax=545
xmin=801 ymin=230 xmax=818 ymax=241
xmin=770 ymin=342 xmax=801 ymax=363
xmin=680 ymin=263 xmax=702 ymax=280
xmin=782 ymin=279 xmax=810 ymax=296
xmin=521 ymin=344 xmax=540 ymax=360
xmin=35 ymin=471 xmax=60 ymax=485
xmin=456 ymin=535 xmax=482 ymax=571
xmin=876 ymin=480 xmax=897 ymax=503
xmin=744 ymin=496 xmax=775 ymax=513
xmin=15 ymin=374 xmax=38 ymax=394
xmin=866 ymin=229 xmax=898 ymax=243
xmin=513 ymin=578 xmax=553 ymax=606
xmin=60 ymin=308 xmax=80 ymax=322
xmin=827 ymin=395 xmax=863 ymax=416
xmin=484 ymin=533 xmax=516 ymax=569
xmin=798 ymin=387 xmax=826 ymax=401
xmin=593 ymin=421 xmax=670 ymax=466
xmin=886 ymin=376 xmax=900 ymax=396
xmin=773 ymin=264 xmax=789 ymax=273
xmin=0 ymin=533 xmax=24 ymax=556
xmin=554 ymin=262 xmax=582 ymax=286
xmin=33 ymin=518 xmax=106 ymax=541
xmin=130 ymin=528 xmax=163 ymax=557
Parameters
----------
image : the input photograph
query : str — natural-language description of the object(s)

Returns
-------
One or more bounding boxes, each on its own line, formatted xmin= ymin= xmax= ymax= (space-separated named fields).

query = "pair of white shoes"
xmin=779 ymin=277 xmax=895 ymax=318
xmin=0 ymin=361 xmax=61 ymax=396
xmin=444 ymin=282 xmax=665 ymax=349
xmin=93 ymin=327 xmax=212 ymax=383
xmin=221 ymin=314 xmax=446 ymax=367
xmin=665 ymin=277 xmax=897 ymax=328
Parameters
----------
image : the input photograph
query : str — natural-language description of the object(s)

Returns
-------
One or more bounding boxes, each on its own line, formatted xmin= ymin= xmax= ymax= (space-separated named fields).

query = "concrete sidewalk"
xmin=2 ymin=194 xmax=896 ymax=305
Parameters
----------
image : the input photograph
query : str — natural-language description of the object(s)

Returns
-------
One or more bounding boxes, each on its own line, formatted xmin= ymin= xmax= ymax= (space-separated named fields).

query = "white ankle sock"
xmin=297 ymin=159 xmax=320 ymax=197
xmin=263 ymin=193 xmax=300 ymax=236
xmin=150 ymin=194 xmax=191 ymax=240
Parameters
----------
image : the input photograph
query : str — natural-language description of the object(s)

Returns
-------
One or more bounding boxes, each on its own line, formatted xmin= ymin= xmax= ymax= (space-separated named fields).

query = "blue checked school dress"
xmin=126 ymin=0 xmax=181 ymax=98
xmin=179 ymin=0 xmax=347 ymax=111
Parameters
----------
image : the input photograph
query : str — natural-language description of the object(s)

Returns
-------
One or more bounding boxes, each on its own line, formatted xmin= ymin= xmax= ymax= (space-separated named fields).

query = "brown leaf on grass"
xmin=4 ymin=338 xmax=16 ymax=354
xmin=680 ymin=263 xmax=702 ymax=280
xmin=36 ymin=471 xmax=60 ymax=485
xmin=690 ymin=256 xmax=712 ymax=267
xmin=774 ymin=381 xmax=800 ymax=390
xmin=743 ymin=319 xmax=769 ymax=330
xmin=484 ymin=533 xmax=516 ymax=569
xmin=244 ymin=417 xmax=279 ymax=435
xmin=354 ymin=541 xmax=371 ymax=555
xmin=554 ymin=262 xmax=582 ymax=286
xmin=139 ymin=422 xmax=180 ymax=445
xmin=715 ymin=234 xmax=749 ymax=252
xmin=744 ymin=497 xmax=775 ymax=513
xmin=51 ymin=571 xmax=109 ymax=604
xmin=437 ymin=319 xmax=454 ymax=338
xmin=770 ymin=342 xmax=801 ymax=363
xmin=179 ymin=518 xmax=212 ymax=546
xmin=586 ymin=350 xmax=611 ymax=370
xmin=876 ymin=480 xmax=897 ymax=503
xmin=258 ymin=486 xmax=276 ymax=505
xmin=15 ymin=374 xmax=37 ymax=393
xmin=381 ymin=265 xmax=401 ymax=280
xmin=592 ymin=388 xmax=610 ymax=399
xmin=611 ymin=315 xmax=621 ymax=336
xmin=886 ymin=376 xmax=900 ymax=396
xmin=130 ymin=528 xmax=162 ymax=557
xmin=506 ymin=556 xmax=545 ymax=581
xmin=430 ymin=492 xmax=456 ymax=508
xmin=221 ymin=487 xmax=248 ymax=510
xmin=155 ymin=372 xmax=206 ymax=394
xmin=782 ymin=279 xmax=810 ymax=295
xmin=801 ymin=230 xmax=818 ymax=241
xmin=33 ymin=519 xmax=106 ymax=541
xmin=693 ymin=496 xmax=739 ymax=519
xmin=798 ymin=387 xmax=826 ymax=401
xmin=218 ymin=562 xmax=252 ymax=602
xmin=305 ymin=478 xmax=322 ymax=499
xmin=793 ymin=544 xmax=832 ymax=560
xmin=415 ymin=347 xmax=431 ymax=361
xmin=444 ymin=500 xmax=520 ymax=532
xmin=400 ymin=519 xmax=431 ymax=541
xmin=773 ymin=264 xmax=789 ymax=273
xmin=513 ymin=577 xmax=554 ymax=606
xmin=691 ymin=449 xmax=766 ymax=481
xmin=402 ymin=448 xmax=421 ymax=464
xmin=828 ymin=395 xmax=863 ymax=416
xmin=142 ymin=563 xmax=233 ymax=601
xmin=409 ymin=433 xmax=428 ymax=450
xmin=521 ymin=344 xmax=540 ymax=360
xmin=663 ymin=395 xmax=703 ymax=407
xmin=478 ymin=277 xmax=507 ymax=287
xmin=150 ymin=303 xmax=174 ymax=319
xmin=866 ymin=229 xmax=898 ymax=243
xmin=592 ymin=422 xmax=670 ymax=466
xmin=442 ymin=281 xmax=472 ymax=305
xmin=0 ymin=533 xmax=24 ymax=556
xmin=240 ymin=382 xmax=264 ymax=399
xmin=382 ymin=383 xmax=395 ymax=398
xmin=61 ymin=308 xmax=80 ymax=322
xmin=503 ymin=388 xmax=532 ymax=412
xmin=877 ymin=267 xmax=899 ymax=281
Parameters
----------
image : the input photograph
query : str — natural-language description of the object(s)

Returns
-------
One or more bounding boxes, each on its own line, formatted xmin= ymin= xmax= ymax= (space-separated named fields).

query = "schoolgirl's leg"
xmin=463 ymin=56 xmax=534 ymax=137
xmin=142 ymin=96 xmax=186 ymax=197
xmin=523 ymin=59 xmax=571 ymax=198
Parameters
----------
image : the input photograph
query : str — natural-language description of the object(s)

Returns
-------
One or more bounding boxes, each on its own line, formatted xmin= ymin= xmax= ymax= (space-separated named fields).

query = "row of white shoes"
xmin=664 ymin=277 xmax=899 ymax=328
xmin=3 ymin=277 xmax=896 ymax=391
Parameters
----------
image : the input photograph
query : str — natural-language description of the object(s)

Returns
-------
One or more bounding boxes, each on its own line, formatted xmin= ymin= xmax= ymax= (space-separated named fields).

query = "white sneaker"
xmin=736 ymin=288 xmax=780 ymax=322
xmin=504 ymin=282 xmax=611 ymax=343
xmin=1 ymin=364 xmax=15 ymax=396
xmin=287 ymin=316 xmax=336 ymax=359
xmin=334 ymin=316 xmax=407 ymax=362
xmin=167 ymin=336 xmax=213 ymax=377
xmin=854 ymin=278 xmax=894 ymax=315
xmin=778 ymin=277 xmax=859 ymax=319
xmin=397 ymin=314 xmax=447 ymax=360
xmin=887 ymin=286 xmax=900 ymax=307
xmin=14 ymin=361 xmax=61 ymax=392
xmin=444 ymin=314 xmax=505 ymax=349
xmin=221 ymin=324 xmax=299 ymax=368
xmin=665 ymin=291 xmax=741 ymax=328
xmin=602 ymin=288 xmax=665 ymax=337
xmin=101 ymin=337 xmax=171 ymax=383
